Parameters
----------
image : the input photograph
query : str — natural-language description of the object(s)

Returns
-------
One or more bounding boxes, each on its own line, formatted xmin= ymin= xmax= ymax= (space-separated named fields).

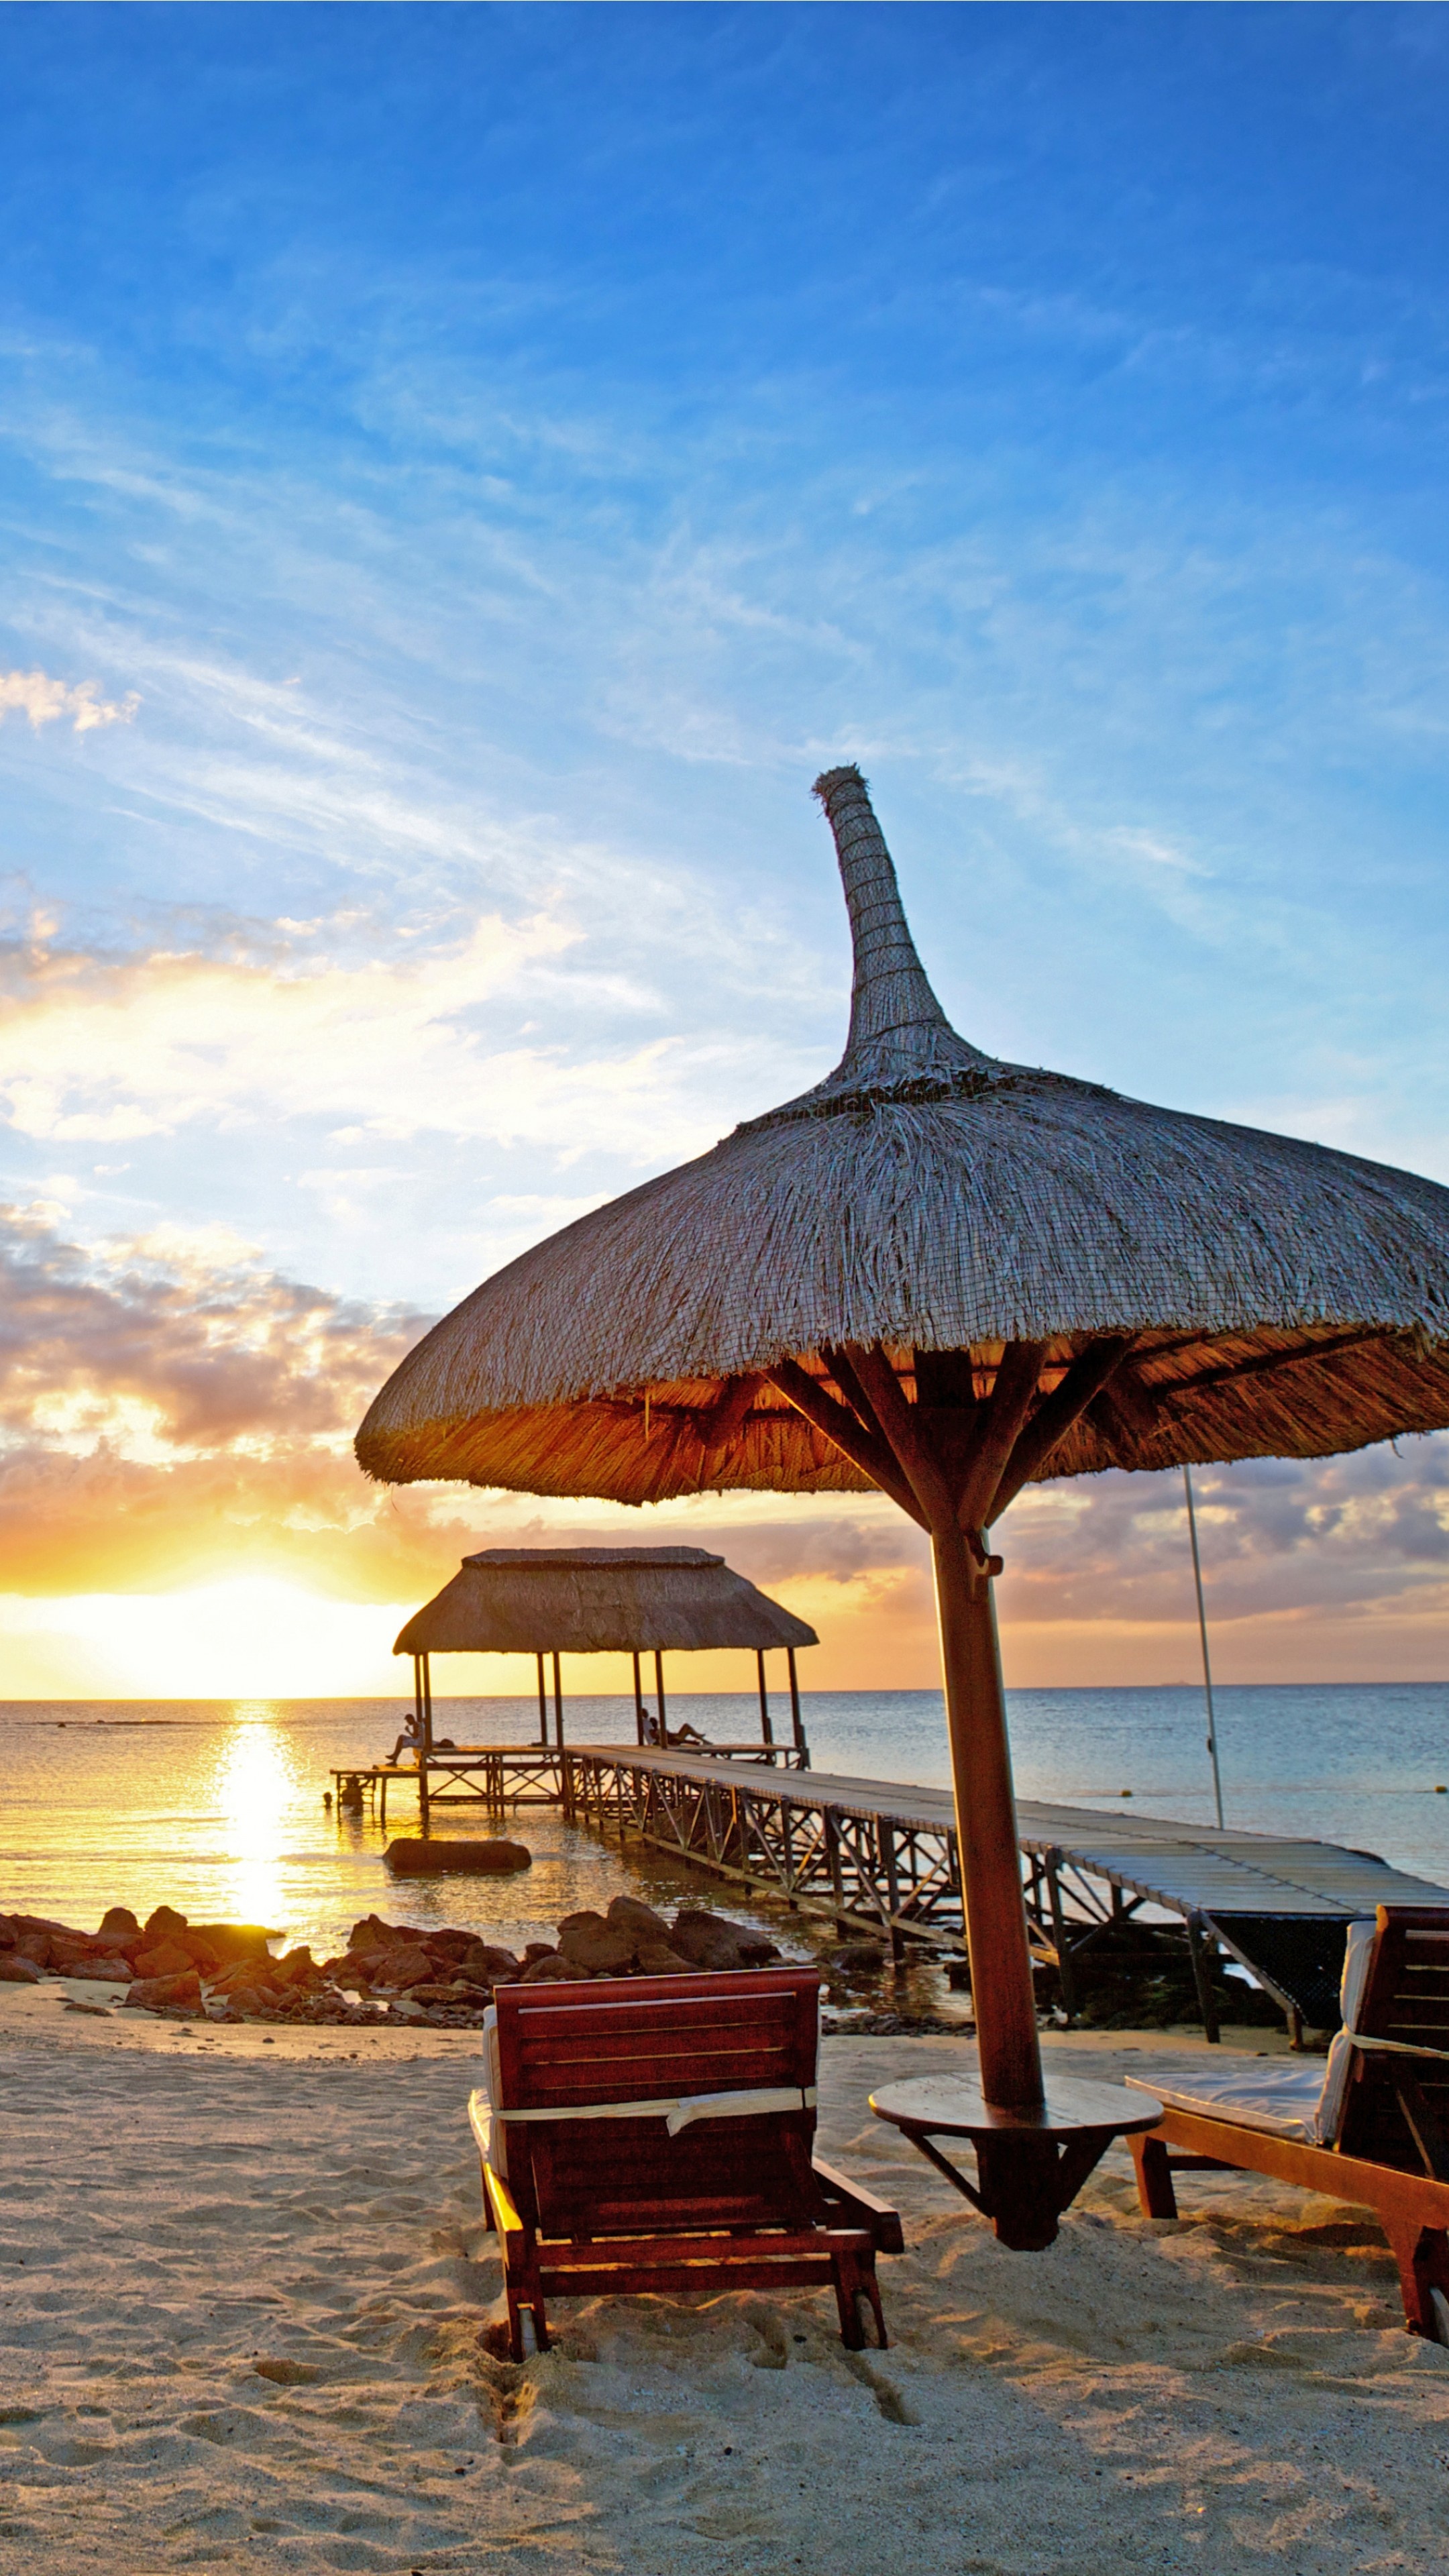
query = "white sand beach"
xmin=3 ymin=1984 xmax=1448 ymax=2576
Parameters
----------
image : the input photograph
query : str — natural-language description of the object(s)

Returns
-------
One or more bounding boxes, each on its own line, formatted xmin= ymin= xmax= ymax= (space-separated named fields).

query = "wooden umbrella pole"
xmin=931 ymin=1519 xmax=1044 ymax=2112
xmin=822 ymin=1342 xmax=1062 ymax=2125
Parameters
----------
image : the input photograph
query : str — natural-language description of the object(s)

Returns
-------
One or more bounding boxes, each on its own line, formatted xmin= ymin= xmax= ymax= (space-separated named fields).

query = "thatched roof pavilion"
xmin=395 ymin=1544 xmax=815 ymax=1754
xmin=358 ymin=765 xmax=1449 ymax=2249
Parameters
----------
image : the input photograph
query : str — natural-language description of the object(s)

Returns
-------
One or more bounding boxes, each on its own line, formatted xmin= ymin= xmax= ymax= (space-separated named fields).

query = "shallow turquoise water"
xmin=2 ymin=1683 xmax=1446 ymax=1959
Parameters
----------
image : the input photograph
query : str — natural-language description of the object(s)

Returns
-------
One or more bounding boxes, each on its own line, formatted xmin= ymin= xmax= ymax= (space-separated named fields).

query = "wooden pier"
xmin=556 ymin=1744 xmax=1449 ymax=2045
xmin=329 ymin=1737 xmax=1449 ymax=2045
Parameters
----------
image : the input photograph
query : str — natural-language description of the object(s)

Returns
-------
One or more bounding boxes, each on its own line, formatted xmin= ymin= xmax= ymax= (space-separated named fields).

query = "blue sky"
xmin=2 ymin=3 xmax=1448 ymax=1694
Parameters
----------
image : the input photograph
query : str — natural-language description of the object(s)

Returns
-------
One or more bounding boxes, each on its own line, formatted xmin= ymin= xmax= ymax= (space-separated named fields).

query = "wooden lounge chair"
xmin=469 ymin=1966 xmax=902 ymax=2360
xmin=1126 ymin=1904 xmax=1449 ymax=2341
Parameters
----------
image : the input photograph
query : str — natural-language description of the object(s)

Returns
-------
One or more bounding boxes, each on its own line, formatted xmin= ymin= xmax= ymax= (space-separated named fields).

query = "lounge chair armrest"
xmin=812 ymin=2153 xmax=905 ymax=2253
xmin=482 ymin=2159 xmax=528 ymax=2258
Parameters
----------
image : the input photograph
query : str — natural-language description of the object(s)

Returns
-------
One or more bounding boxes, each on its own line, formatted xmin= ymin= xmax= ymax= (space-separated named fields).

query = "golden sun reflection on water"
xmin=213 ymin=1703 xmax=299 ymax=1928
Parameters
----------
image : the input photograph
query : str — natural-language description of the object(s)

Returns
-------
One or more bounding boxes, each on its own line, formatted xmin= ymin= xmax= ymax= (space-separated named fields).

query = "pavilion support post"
xmin=418 ymin=1651 xmax=433 ymax=1832
xmin=536 ymin=1653 xmax=548 ymax=1747
xmin=787 ymin=1646 xmax=807 ymax=1766
xmin=654 ymin=1649 xmax=666 ymax=1743
xmin=757 ymin=1649 xmax=774 ymax=1748
xmin=551 ymin=1650 xmax=564 ymax=1750
xmin=633 ymin=1650 xmax=646 ymax=1746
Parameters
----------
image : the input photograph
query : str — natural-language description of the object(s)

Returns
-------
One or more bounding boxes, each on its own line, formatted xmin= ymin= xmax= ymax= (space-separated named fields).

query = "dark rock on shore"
xmin=0 ymin=1895 xmax=792 ymax=2029
xmin=131 ymin=1937 xmax=196 ymax=1981
xmin=670 ymin=1908 xmax=782 ymax=1972
xmin=125 ymin=1969 xmax=203 ymax=2011
xmin=383 ymin=1837 xmax=531 ymax=1876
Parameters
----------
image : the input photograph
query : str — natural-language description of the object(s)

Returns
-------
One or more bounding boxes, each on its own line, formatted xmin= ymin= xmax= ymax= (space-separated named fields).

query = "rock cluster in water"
xmin=0 ymin=1894 xmax=782 ymax=2028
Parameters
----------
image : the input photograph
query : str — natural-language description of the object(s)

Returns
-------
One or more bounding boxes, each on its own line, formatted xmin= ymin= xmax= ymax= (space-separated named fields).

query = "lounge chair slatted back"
xmin=494 ymin=1972 xmax=823 ymax=2239
xmin=1340 ymin=1909 xmax=1449 ymax=2177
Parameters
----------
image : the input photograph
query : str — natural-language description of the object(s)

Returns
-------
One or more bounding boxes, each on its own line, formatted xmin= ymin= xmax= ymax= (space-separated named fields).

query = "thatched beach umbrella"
xmin=358 ymin=766 xmax=1449 ymax=2240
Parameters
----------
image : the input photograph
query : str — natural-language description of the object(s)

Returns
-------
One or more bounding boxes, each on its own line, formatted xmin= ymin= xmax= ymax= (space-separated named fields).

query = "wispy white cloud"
xmin=0 ymin=666 xmax=138 ymax=734
xmin=0 ymin=903 xmax=694 ymax=1155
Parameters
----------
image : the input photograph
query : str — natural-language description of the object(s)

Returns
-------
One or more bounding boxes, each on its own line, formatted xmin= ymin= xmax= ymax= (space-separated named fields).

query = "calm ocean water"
xmin=3 ymin=1684 xmax=1448 ymax=1966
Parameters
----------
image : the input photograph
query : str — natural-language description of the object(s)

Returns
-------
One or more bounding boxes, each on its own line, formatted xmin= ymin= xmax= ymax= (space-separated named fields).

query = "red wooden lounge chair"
xmin=469 ymin=1966 xmax=902 ymax=2360
xmin=1126 ymin=1904 xmax=1449 ymax=2341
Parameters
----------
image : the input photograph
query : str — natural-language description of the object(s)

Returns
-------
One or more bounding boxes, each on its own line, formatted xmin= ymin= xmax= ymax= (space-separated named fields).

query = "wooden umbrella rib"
xmin=842 ymin=1342 xmax=957 ymax=1530
xmin=765 ymin=1356 xmax=926 ymax=1527
xmin=957 ymin=1342 xmax=1049 ymax=1536
xmin=819 ymin=1343 xmax=888 ymax=1446
xmin=1153 ymin=1327 xmax=1389 ymax=1405
xmin=696 ymin=1371 xmax=767 ymax=1470
xmin=989 ymin=1335 xmax=1136 ymax=1517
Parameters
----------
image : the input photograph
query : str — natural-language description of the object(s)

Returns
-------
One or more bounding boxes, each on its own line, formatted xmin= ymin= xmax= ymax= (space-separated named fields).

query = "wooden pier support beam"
xmin=1187 ymin=1911 xmax=1221 ymax=2045
xmin=824 ymin=1809 xmax=849 ymax=1937
xmin=882 ymin=1822 xmax=906 ymax=1960
xmin=1044 ymin=1850 xmax=1079 ymax=2022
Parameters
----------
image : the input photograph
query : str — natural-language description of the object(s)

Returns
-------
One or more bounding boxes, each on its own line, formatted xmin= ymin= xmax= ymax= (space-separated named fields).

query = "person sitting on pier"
xmin=385 ymin=1709 xmax=424 ymax=1766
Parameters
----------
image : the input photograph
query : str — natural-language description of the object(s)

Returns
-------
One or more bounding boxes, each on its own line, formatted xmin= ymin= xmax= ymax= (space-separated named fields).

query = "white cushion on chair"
xmin=471 ymin=2008 xmax=507 ymax=2180
xmin=1338 ymin=1917 xmax=1377 ymax=2031
xmin=1126 ymin=1915 xmax=1381 ymax=2148
xmin=1124 ymin=2058 xmax=1331 ymax=2144
xmin=1315 ymin=1917 xmax=1378 ymax=2147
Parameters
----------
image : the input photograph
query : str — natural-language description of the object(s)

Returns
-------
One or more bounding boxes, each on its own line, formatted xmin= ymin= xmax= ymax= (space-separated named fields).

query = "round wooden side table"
xmin=870 ymin=2069 xmax=1165 ymax=2250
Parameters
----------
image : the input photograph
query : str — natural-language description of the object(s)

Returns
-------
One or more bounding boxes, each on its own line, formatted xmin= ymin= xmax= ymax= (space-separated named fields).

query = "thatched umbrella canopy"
xmin=358 ymin=765 xmax=1449 ymax=2243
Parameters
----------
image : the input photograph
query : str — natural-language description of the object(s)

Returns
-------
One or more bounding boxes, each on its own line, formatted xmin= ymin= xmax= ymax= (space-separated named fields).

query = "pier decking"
xmin=555 ymin=1745 xmax=1449 ymax=2041
xmin=331 ymin=1739 xmax=1449 ymax=2044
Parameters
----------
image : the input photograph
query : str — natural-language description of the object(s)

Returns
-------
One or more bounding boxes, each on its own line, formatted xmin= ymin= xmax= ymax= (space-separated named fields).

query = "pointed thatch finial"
xmin=747 ymin=765 xmax=997 ymax=1129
